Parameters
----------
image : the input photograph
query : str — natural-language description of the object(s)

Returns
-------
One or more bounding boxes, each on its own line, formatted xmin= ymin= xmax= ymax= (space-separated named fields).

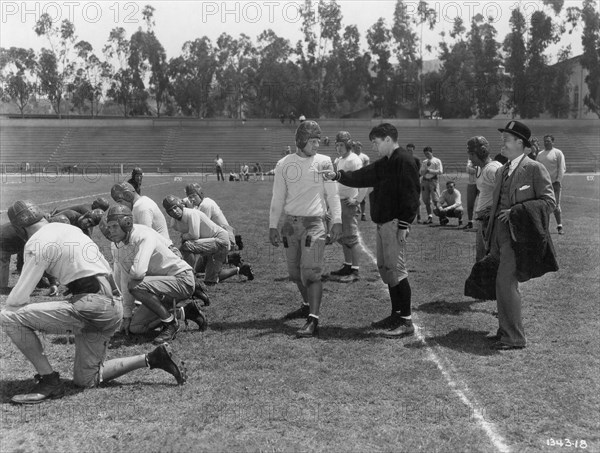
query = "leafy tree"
xmin=0 ymin=47 xmax=37 ymax=117
xmin=103 ymin=27 xmax=136 ymax=116
xmin=468 ymin=15 xmax=502 ymax=118
xmin=168 ymin=37 xmax=216 ymax=118
xmin=69 ymin=40 xmax=110 ymax=116
xmin=567 ymin=0 xmax=600 ymax=117
xmin=34 ymin=13 xmax=77 ymax=117
xmin=336 ymin=25 xmax=370 ymax=113
xmin=366 ymin=18 xmax=392 ymax=117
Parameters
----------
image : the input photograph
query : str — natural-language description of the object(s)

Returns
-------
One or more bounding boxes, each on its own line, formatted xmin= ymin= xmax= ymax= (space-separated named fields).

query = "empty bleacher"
xmin=1 ymin=118 xmax=598 ymax=174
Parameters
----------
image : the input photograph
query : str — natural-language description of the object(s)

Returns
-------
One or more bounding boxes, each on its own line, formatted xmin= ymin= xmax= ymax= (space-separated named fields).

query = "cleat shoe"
xmin=339 ymin=269 xmax=359 ymax=283
xmin=458 ymin=220 xmax=463 ymax=226
xmin=183 ymin=299 xmax=207 ymax=331
xmin=193 ymin=279 xmax=210 ymax=306
xmin=47 ymin=285 xmax=59 ymax=297
xmin=153 ymin=320 xmax=181 ymax=345
xmin=284 ymin=304 xmax=310 ymax=320
xmin=462 ymin=221 xmax=473 ymax=230
xmin=490 ymin=341 xmax=525 ymax=351
xmin=557 ymin=226 xmax=564 ymax=235
xmin=227 ymin=252 xmax=243 ymax=268
xmin=361 ymin=213 xmax=367 ymax=221
xmin=330 ymin=264 xmax=352 ymax=277
xmin=440 ymin=218 xmax=449 ymax=226
xmin=239 ymin=264 xmax=254 ymax=281
xmin=425 ymin=217 xmax=433 ymax=224
xmin=382 ymin=318 xmax=415 ymax=338
xmin=371 ymin=313 xmax=402 ymax=330
xmin=147 ymin=344 xmax=187 ymax=385
xmin=297 ymin=316 xmax=319 ymax=337
xmin=235 ymin=234 xmax=244 ymax=250
xmin=11 ymin=372 xmax=65 ymax=404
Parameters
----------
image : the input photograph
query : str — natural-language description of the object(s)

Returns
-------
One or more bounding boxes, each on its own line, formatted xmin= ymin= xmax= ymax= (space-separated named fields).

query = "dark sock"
xmin=389 ymin=284 xmax=400 ymax=313
xmin=395 ymin=279 xmax=412 ymax=317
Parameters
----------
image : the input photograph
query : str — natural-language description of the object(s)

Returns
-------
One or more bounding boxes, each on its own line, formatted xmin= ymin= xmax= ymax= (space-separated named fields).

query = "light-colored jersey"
xmin=439 ymin=189 xmax=462 ymax=209
xmin=112 ymin=224 xmax=191 ymax=316
xmin=132 ymin=196 xmax=171 ymax=242
xmin=420 ymin=156 xmax=443 ymax=179
xmin=170 ymin=208 xmax=229 ymax=244
xmin=357 ymin=152 xmax=370 ymax=167
xmin=536 ymin=147 xmax=566 ymax=183
xmin=335 ymin=152 xmax=363 ymax=200
xmin=475 ymin=160 xmax=503 ymax=212
xmin=6 ymin=223 xmax=111 ymax=308
xmin=269 ymin=152 xmax=341 ymax=228
xmin=199 ymin=197 xmax=230 ymax=228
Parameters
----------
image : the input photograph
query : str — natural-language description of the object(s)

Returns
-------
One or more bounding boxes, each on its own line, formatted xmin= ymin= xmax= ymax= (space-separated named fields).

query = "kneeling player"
xmin=102 ymin=205 xmax=207 ymax=344
xmin=0 ymin=201 xmax=187 ymax=405
xmin=163 ymin=195 xmax=254 ymax=285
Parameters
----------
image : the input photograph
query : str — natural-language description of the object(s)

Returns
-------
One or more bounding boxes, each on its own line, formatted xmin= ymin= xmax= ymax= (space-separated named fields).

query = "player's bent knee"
xmin=128 ymin=323 xmax=149 ymax=335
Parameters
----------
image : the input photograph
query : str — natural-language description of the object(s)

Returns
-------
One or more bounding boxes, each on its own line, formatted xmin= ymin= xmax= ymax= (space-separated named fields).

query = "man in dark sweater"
xmin=321 ymin=123 xmax=420 ymax=337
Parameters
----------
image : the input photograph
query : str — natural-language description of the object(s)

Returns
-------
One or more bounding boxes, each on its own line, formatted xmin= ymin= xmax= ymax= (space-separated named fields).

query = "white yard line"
xmin=0 ymin=181 xmax=171 ymax=214
xmin=358 ymin=234 xmax=511 ymax=453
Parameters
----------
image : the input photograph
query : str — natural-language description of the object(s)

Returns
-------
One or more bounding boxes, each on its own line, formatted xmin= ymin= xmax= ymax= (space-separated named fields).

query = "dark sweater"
xmin=336 ymin=147 xmax=420 ymax=228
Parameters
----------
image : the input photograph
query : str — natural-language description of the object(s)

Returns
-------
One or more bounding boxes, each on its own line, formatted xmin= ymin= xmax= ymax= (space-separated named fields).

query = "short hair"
xmin=423 ymin=146 xmax=433 ymax=153
xmin=467 ymin=136 xmax=490 ymax=161
xmin=543 ymin=134 xmax=554 ymax=142
xmin=406 ymin=143 xmax=415 ymax=149
xmin=446 ymin=181 xmax=455 ymax=188
xmin=369 ymin=123 xmax=398 ymax=142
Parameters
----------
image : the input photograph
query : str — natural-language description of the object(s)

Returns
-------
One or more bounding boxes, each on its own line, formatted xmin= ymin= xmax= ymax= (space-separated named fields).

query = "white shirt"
xmin=6 ymin=223 xmax=111 ymax=308
xmin=269 ymin=153 xmax=341 ymax=228
xmin=132 ymin=196 xmax=171 ymax=242
xmin=112 ymin=224 xmax=191 ymax=316
xmin=170 ymin=208 xmax=229 ymax=244
xmin=475 ymin=160 xmax=503 ymax=212
xmin=215 ymin=158 xmax=223 ymax=168
xmin=536 ymin=147 xmax=566 ymax=183
xmin=334 ymin=152 xmax=363 ymax=200
xmin=420 ymin=157 xmax=443 ymax=179
xmin=199 ymin=197 xmax=230 ymax=228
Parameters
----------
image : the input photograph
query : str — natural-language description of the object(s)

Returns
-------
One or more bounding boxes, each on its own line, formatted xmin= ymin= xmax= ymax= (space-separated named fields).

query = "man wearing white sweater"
xmin=269 ymin=121 xmax=342 ymax=337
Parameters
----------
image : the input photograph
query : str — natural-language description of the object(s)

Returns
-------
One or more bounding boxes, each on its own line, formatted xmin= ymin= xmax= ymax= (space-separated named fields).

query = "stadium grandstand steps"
xmin=1 ymin=121 xmax=598 ymax=174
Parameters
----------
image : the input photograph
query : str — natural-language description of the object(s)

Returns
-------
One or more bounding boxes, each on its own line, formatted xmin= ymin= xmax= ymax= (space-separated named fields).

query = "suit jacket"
xmin=485 ymin=155 xmax=556 ymax=251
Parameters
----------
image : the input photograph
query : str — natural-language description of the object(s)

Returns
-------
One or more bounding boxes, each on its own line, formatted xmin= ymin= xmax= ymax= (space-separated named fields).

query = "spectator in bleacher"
xmin=299 ymin=115 xmax=306 ymax=123
xmin=536 ymin=134 xmax=567 ymax=235
xmin=420 ymin=146 xmax=443 ymax=224
xmin=240 ymin=163 xmax=250 ymax=181
xmin=228 ymin=171 xmax=240 ymax=181
xmin=214 ymin=155 xmax=224 ymax=182
xmin=464 ymin=159 xmax=478 ymax=229
xmin=466 ymin=136 xmax=503 ymax=261
xmin=127 ymin=167 xmax=143 ymax=195
xmin=406 ymin=143 xmax=422 ymax=223
xmin=433 ymin=181 xmax=463 ymax=226
xmin=279 ymin=113 xmax=286 ymax=124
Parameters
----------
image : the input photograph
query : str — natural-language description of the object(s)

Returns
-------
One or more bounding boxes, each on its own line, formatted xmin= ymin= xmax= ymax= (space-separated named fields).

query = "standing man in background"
xmin=214 ymin=155 xmax=224 ymax=182
xmin=420 ymin=146 xmax=443 ymax=224
xmin=406 ymin=143 xmax=422 ymax=223
xmin=536 ymin=135 xmax=566 ymax=235
xmin=127 ymin=167 xmax=143 ymax=195
xmin=269 ymin=120 xmax=342 ymax=337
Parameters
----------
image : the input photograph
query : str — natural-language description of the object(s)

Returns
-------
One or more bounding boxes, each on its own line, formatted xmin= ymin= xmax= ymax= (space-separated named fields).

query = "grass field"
xmin=1 ymin=171 xmax=599 ymax=453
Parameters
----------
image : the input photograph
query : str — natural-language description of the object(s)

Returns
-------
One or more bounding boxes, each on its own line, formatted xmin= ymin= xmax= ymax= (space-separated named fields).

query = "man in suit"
xmin=486 ymin=121 xmax=555 ymax=350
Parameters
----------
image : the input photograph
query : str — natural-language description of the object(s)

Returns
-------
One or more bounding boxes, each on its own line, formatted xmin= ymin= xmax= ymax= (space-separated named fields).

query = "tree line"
xmin=1 ymin=0 xmax=598 ymax=120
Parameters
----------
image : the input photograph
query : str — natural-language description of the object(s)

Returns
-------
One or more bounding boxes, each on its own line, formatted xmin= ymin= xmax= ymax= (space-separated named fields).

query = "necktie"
xmin=502 ymin=163 xmax=510 ymax=182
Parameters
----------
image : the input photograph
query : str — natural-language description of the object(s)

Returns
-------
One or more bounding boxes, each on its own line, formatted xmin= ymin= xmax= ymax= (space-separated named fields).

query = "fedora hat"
xmin=498 ymin=121 xmax=532 ymax=148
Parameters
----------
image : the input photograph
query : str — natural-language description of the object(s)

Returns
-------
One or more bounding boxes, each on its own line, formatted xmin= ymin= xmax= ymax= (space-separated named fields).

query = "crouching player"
xmin=101 ymin=205 xmax=207 ymax=344
xmin=163 ymin=195 xmax=254 ymax=285
xmin=0 ymin=201 xmax=187 ymax=405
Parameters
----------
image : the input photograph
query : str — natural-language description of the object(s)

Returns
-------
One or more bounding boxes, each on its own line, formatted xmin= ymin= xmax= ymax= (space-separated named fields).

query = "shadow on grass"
xmin=406 ymin=328 xmax=497 ymax=357
xmin=108 ymin=332 xmax=158 ymax=348
xmin=209 ymin=317 xmax=381 ymax=341
xmin=0 ymin=378 xmax=84 ymax=404
xmin=415 ymin=299 xmax=495 ymax=316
